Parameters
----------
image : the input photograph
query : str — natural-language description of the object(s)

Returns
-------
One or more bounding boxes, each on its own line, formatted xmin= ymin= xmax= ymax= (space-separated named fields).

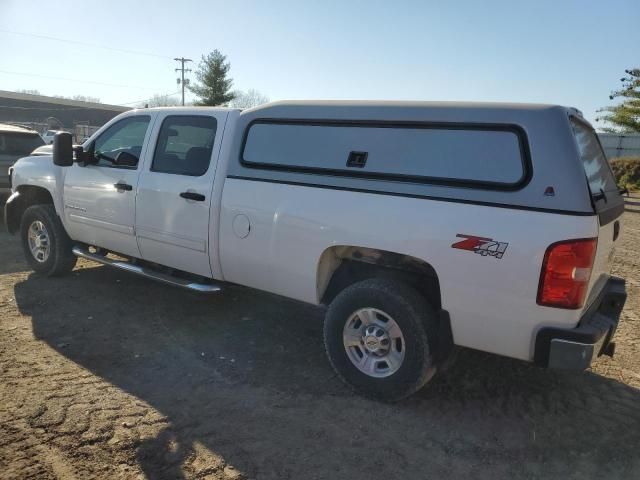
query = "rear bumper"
xmin=534 ymin=276 xmax=626 ymax=369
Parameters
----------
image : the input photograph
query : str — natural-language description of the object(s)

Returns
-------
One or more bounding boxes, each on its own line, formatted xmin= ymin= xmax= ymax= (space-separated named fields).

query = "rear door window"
xmin=570 ymin=118 xmax=618 ymax=195
xmin=151 ymin=115 xmax=217 ymax=176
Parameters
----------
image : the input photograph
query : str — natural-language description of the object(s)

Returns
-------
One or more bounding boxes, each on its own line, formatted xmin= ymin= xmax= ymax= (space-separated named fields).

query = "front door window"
xmin=93 ymin=116 xmax=151 ymax=168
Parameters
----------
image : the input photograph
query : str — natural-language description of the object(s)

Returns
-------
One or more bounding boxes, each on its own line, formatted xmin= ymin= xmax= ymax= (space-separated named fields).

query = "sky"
xmin=0 ymin=0 xmax=638 ymax=126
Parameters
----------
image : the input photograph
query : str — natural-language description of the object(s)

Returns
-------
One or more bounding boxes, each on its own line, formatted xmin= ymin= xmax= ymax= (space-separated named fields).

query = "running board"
xmin=72 ymin=246 xmax=222 ymax=293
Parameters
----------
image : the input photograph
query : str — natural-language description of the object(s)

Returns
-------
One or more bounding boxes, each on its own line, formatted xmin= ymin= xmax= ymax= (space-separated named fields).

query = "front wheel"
xmin=20 ymin=204 xmax=77 ymax=276
xmin=324 ymin=278 xmax=438 ymax=402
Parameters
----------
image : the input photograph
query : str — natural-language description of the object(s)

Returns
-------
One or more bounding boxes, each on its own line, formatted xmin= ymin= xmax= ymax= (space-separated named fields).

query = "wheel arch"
xmin=5 ymin=185 xmax=56 ymax=234
xmin=317 ymin=245 xmax=442 ymax=310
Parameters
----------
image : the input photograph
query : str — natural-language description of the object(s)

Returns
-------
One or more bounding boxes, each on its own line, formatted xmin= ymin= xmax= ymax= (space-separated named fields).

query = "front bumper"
xmin=534 ymin=276 xmax=627 ymax=370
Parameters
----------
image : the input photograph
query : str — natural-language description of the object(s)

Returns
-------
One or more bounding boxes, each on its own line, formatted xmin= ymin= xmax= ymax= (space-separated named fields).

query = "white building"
xmin=598 ymin=132 xmax=640 ymax=159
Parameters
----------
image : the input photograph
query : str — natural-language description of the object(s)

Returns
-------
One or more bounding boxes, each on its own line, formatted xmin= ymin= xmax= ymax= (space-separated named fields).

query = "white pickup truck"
xmin=4 ymin=101 xmax=627 ymax=401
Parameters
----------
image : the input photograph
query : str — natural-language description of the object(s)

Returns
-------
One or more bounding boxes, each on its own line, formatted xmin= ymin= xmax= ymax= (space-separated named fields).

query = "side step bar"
xmin=72 ymin=246 xmax=222 ymax=293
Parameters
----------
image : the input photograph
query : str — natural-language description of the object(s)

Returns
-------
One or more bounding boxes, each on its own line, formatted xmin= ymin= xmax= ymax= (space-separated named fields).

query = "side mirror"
xmin=52 ymin=132 xmax=74 ymax=167
xmin=74 ymin=145 xmax=92 ymax=165
xmin=114 ymin=151 xmax=138 ymax=167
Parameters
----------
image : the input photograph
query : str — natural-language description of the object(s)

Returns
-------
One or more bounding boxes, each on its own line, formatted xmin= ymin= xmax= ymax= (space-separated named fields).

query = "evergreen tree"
xmin=597 ymin=68 xmax=640 ymax=133
xmin=188 ymin=50 xmax=236 ymax=106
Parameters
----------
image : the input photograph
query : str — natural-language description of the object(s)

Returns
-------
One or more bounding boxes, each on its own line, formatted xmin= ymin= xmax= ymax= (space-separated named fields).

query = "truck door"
xmin=134 ymin=112 xmax=227 ymax=277
xmin=62 ymin=114 xmax=154 ymax=258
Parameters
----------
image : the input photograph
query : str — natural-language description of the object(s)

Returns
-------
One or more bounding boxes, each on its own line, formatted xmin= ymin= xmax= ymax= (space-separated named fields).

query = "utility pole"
xmin=174 ymin=57 xmax=192 ymax=106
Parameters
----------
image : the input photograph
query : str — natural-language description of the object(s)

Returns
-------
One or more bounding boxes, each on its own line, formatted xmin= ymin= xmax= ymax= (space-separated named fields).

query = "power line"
xmin=174 ymin=58 xmax=192 ymax=106
xmin=0 ymin=69 xmax=164 ymax=91
xmin=0 ymin=28 xmax=173 ymax=60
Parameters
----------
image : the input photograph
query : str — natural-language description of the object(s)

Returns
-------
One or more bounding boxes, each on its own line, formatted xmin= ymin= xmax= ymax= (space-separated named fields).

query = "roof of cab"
xmin=129 ymin=106 xmax=239 ymax=114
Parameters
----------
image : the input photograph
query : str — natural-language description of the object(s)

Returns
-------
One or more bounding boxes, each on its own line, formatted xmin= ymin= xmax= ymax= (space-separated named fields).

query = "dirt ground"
xmin=0 ymin=200 xmax=639 ymax=480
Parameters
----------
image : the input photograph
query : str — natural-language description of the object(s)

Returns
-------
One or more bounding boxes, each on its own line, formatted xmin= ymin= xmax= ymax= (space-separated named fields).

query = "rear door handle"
xmin=180 ymin=191 xmax=205 ymax=202
xmin=114 ymin=182 xmax=132 ymax=191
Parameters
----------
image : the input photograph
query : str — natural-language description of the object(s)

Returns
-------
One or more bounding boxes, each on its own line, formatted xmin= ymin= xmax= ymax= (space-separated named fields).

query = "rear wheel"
xmin=20 ymin=204 xmax=77 ymax=276
xmin=324 ymin=278 xmax=437 ymax=402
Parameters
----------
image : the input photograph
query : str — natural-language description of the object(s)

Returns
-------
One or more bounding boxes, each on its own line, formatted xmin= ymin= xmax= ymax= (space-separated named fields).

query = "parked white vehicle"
xmin=0 ymin=123 xmax=45 ymax=196
xmin=4 ymin=101 xmax=627 ymax=401
xmin=41 ymin=130 xmax=68 ymax=145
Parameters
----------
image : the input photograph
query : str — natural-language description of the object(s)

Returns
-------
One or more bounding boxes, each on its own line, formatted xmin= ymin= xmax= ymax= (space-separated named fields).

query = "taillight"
xmin=537 ymin=238 xmax=597 ymax=309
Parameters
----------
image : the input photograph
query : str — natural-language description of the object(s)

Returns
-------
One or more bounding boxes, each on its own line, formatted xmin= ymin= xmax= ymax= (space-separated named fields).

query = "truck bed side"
xmin=220 ymin=178 xmax=598 ymax=362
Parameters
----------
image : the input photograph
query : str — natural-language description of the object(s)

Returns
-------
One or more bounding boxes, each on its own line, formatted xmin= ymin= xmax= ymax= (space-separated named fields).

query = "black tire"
xmin=20 ymin=204 xmax=77 ymax=276
xmin=324 ymin=278 xmax=438 ymax=402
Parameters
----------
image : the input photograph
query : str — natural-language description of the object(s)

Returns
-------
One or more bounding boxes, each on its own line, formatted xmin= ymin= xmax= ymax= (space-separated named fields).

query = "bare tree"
xmin=15 ymin=89 xmax=41 ymax=95
xmin=141 ymin=94 xmax=181 ymax=108
xmin=15 ymin=90 xmax=101 ymax=103
xmin=53 ymin=94 xmax=101 ymax=103
xmin=229 ymin=89 xmax=270 ymax=109
xmin=70 ymin=95 xmax=101 ymax=103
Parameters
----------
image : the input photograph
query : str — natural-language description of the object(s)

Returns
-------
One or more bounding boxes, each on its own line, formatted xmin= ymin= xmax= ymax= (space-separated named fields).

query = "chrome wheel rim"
xmin=27 ymin=220 xmax=50 ymax=263
xmin=343 ymin=308 xmax=405 ymax=378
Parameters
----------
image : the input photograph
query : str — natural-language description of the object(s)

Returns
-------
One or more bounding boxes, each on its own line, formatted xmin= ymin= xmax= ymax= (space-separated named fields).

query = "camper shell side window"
xmin=241 ymin=120 xmax=530 ymax=190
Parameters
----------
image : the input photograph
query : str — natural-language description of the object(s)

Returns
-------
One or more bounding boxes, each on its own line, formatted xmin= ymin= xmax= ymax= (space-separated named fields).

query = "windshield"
xmin=570 ymin=118 xmax=618 ymax=195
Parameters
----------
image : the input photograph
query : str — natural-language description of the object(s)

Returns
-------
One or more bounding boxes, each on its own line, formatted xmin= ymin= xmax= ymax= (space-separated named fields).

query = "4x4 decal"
xmin=451 ymin=234 xmax=509 ymax=259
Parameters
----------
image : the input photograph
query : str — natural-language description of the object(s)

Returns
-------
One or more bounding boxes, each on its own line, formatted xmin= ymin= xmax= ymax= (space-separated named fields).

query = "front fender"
xmin=6 ymin=155 xmax=65 ymax=234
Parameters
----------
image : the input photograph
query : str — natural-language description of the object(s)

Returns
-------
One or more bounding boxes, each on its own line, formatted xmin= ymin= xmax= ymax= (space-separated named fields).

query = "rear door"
xmin=135 ymin=112 xmax=226 ymax=277
xmin=570 ymin=117 xmax=624 ymax=307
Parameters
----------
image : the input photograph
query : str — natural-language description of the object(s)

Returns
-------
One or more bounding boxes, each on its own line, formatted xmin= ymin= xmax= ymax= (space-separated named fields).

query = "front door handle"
xmin=180 ymin=191 xmax=205 ymax=202
xmin=114 ymin=182 xmax=132 ymax=191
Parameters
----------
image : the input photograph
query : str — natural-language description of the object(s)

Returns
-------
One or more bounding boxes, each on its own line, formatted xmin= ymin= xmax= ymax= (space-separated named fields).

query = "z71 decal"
xmin=451 ymin=234 xmax=509 ymax=259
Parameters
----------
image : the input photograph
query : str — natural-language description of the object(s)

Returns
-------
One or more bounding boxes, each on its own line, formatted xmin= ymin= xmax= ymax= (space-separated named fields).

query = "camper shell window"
xmin=241 ymin=120 xmax=529 ymax=189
